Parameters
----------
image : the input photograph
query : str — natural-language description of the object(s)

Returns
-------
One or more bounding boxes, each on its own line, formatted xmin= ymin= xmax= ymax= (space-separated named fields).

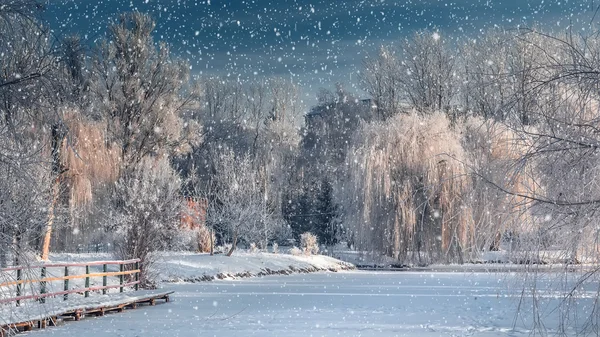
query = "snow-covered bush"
xmin=289 ymin=246 xmax=303 ymax=256
xmin=169 ymin=226 xmax=213 ymax=253
xmin=196 ymin=225 xmax=213 ymax=253
xmin=272 ymin=242 xmax=279 ymax=254
xmin=168 ymin=228 xmax=198 ymax=251
xmin=300 ymin=232 xmax=319 ymax=255
xmin=249 ymin=242 xmax=258 ymax=253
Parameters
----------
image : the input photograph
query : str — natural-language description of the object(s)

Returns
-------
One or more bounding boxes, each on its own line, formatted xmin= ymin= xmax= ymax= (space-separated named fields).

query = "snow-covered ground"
xmin=39 ymin=251 xmax=354 ymax=283
xmin=155 ymin=251 xmax=354 ymax=282
xmin=26 ymin=271 xmax=595 ymax=337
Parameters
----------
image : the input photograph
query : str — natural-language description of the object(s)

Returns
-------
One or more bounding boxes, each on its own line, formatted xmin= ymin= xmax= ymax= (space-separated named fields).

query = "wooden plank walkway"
xmin=0 ymin=290 xmax=173 ymax=337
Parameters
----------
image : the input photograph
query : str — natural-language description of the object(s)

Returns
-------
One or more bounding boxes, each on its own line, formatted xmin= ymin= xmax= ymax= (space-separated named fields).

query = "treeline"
xmin=1 ymin=1 xmax=600 ymax=279
xmin=345 ymin=28 xmax=600 ymax=265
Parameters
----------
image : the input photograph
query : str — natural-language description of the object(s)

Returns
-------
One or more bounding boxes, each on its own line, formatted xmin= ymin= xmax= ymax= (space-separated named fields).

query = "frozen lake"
xmin=32 ymin=271 xmax=590 ymax=337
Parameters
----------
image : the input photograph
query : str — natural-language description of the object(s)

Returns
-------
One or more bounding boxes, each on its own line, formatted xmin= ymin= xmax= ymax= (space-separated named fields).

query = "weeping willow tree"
xmin=51 ymin=112 xmax=122 ymax=250
xmin=343 ymin=112 xmax=471 ymax=264
xmin=460 ymin=118 xmax=534 ymax=256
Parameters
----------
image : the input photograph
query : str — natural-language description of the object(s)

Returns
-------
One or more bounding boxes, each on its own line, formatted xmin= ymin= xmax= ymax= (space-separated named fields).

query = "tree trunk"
xmin=209 ymin=227 xmax=214 ymax=256
xmin=0 ymin=236 xmax=7 ymax=268
xmin=42 ymin=124 xmax=65 ymax=261
xmin=41 ymin=175 xmax=60 ymax=261
xmin=226 ymin=231 xmax=238 ymax=257
xmin=14 ymin=234 xmax=21 ymax=266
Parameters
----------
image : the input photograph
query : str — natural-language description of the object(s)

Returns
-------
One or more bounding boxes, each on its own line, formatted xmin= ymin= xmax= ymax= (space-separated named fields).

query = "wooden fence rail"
xmin=0 ymin=259 xmax=140 ymax=306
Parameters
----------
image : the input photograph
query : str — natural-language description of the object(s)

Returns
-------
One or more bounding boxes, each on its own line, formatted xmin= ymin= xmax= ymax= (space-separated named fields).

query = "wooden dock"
xmin=0 ymin=290 xmax=173 ymax=336
xmin=1 ymin=259 xmax=173 ymax=337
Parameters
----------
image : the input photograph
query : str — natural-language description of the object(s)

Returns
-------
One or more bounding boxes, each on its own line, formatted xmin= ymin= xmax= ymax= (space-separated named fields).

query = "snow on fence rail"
xmin=0 ymin=259 xmax=140 ymax=306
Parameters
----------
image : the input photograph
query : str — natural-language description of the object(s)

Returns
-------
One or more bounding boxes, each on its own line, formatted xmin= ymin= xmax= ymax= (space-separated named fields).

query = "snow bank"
xmin=154 ymin=252 xmax=355 ymax=282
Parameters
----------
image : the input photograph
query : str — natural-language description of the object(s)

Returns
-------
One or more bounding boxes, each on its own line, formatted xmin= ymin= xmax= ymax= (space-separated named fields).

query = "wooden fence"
xmin=0 ymin=259 xmax=140 ymax=306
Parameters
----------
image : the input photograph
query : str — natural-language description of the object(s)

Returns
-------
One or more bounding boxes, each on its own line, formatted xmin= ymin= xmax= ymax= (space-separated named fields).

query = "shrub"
xmin=289 ymin=246 xmax=303 ymax=256
xmin=196 ymin=225 xmax=213 ymax=253
xmin=300 ymin=232 xmax=319 ymax=255
xmin=169 ymin=228 xmax=198 ymax=251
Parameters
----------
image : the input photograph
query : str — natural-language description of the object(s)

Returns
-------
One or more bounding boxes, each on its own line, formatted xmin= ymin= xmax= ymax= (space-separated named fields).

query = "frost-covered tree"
xmin=178 ymin=77 xmax=300 ymax=249
xmin=342 ymin=112 xmax=471 ymax=264
xmin=0 ymin=0 xmax=65 ymax=263
xmin=106 ymin=157 xmax=183 ymax=286
xmin=90 ymin=12 xmax=199 ymax=171
xmin=0 ymin=158 xmax=52 ymax=267
xmin=206 ymin=150 xmax=283 ymax=255
xmin=460 ymin=118 xmax=529 ymax=253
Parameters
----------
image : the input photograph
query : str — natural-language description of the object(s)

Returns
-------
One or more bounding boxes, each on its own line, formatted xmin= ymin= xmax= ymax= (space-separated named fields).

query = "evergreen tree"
xmin=315 ymin=179 xmax=339 ymax=246
xmin=284 ymin=185 xmax=315 ymax=244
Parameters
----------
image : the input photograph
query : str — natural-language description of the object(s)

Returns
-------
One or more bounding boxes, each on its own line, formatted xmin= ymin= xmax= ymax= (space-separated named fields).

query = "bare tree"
xmin=360 ymin=46 xmax=402 ymax=120
xmin=179 ymin=77 xmax=301 ymax=249
xmin=398 ymin=31 xmax=457 ymax=115
xmin=459 ymin=30 xmax=514 ymax=120
xmin=90 ymin=12 xmax=199 ymax=171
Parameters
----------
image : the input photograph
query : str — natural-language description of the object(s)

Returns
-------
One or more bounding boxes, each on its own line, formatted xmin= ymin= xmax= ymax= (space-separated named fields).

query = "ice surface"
xmin=26 ymin=271 xmax=591 ymax=337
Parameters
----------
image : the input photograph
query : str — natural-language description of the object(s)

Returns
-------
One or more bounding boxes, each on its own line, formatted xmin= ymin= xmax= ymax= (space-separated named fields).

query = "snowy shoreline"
xmin=44 ymin=252 xmax=356 ymax=285
xmin=155 ymin=252 xmax=356 ymax=283
xmin=356 ymin=264 xmax=591 ymax=273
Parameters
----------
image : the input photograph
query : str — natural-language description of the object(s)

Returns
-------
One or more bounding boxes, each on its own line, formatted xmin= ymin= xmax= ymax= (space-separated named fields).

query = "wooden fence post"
xmin=119 ymin=264 xmax=124 ymax=293
xmin=64 ymin=267 xmax=69 ymax=300
xmin=1 ymin=259 xmax=144 ymax=308
xmin=40 ymin=267 xmax=46 ymax=303
xmin=102 ymin=264 xmax=107 ymax=295
xmin=135 ymin=261 xmax=139 ymax=291
xmin=16 ymin=269 xmax=21 ymax=307
xmin=84 ymin=265 xmax=90 ymax=298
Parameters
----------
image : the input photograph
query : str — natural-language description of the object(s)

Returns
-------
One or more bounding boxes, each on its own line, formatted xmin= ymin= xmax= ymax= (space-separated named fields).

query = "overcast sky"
xmin=44 ymin=0 xmax=596 ymax=107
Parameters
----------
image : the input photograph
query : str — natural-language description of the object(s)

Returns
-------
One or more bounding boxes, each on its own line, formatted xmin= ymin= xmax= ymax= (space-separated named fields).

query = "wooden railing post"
xmin=16 ymin=269 xmax=21 ymax=307
xmin=84 ymin=265 xmax=90 ymax=297
xmin=64 ymin=266 xmax=69 ymax=301
xmin=119 ymin=264 xmax=124 ymax=293
xmin=40 ymin=267 xmax=46 ymax=303
xmin=134 ymin=261 xmax=139 ymax=291
xmin=102 ymin=264 xmax=107 ymax=295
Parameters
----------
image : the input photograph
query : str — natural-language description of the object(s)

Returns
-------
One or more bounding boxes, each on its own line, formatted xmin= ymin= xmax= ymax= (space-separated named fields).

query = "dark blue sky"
xmin=44 ymin=0 xmax=596 ymax=106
